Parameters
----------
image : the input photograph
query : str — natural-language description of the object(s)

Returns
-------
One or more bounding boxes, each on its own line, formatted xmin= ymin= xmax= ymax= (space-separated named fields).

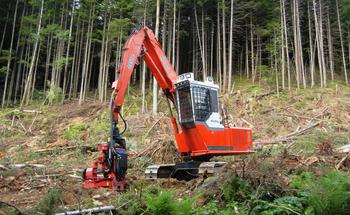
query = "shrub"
xmin=47 ymin=83 xmax=63 ymax=105
xmin=33 ymin=188 xmax=63 ymax=215
xmin=291 ymin=170 xmax=350 ymax=215
xmin=193 ymin=200 xmax=220 ymax=215
xmin=223 ymin=176 xmax=253 ymax=203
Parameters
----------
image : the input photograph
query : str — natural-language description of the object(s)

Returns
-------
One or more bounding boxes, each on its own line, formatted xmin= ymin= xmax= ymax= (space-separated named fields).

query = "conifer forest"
xmin=1 ymin=0 xmax=350 ymax=107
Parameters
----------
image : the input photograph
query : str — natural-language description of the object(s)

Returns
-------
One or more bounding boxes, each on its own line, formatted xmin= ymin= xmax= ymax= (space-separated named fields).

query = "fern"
xmin=291 ymin=170 xmax=350 ymax=215
xmin=144 ymin=189 xmax=195 ymax=215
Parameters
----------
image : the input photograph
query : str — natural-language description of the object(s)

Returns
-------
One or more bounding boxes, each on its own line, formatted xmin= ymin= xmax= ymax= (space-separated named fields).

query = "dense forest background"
xmin=1 ymin=0 xmax=350 ymax=110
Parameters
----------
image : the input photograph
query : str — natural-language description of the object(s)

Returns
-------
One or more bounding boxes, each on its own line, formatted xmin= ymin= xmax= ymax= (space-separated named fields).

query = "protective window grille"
xmin=210 ymin=90 xmax=219 ymax=112
xmin=193 ymin=86 xmax=211 ymax=121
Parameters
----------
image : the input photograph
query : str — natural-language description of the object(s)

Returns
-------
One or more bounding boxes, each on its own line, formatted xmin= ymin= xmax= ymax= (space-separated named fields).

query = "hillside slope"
xmin=1 ymin=81 xmax=350 ymax=214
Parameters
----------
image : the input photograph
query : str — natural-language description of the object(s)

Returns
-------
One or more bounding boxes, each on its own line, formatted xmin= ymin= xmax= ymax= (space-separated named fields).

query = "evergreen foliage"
xmin=0 ymin=0 xmax=350 ymax=106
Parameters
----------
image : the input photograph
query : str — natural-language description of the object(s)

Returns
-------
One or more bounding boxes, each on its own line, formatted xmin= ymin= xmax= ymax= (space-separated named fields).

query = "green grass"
xmin=63 ymin=123 xmax=89 ymax=140
xmin=289 ymin=129 xmax=328 ymax=155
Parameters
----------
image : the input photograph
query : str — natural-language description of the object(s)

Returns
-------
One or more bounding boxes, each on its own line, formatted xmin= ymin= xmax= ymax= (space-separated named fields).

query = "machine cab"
xmin=175 ymin=73 xmax=224 ymax=130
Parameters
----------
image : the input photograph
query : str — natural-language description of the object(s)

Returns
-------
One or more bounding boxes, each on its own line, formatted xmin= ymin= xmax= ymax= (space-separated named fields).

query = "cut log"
xmin=338 ymin=144 xmax=350 ymax=153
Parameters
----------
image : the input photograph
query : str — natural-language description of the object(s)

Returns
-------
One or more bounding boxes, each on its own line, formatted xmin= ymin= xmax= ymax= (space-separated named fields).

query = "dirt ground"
xmin=0 ymin=100 xmax=187 ymax=212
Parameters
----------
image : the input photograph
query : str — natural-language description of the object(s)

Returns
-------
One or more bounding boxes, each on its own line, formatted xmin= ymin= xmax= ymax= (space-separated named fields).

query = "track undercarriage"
xmin=145 ymin=161 xmax=227 ymax=181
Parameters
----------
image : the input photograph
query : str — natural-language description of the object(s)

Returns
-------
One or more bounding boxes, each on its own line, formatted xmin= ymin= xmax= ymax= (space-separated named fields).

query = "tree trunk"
xmin=217 ymin=1 xmax=222 ymax=86
xmin=327 ymin=10 xmax=334 ymax=81
xmin=194 ymin=5 xmax=206 ymax=80
xmin=308 ymin=0 xmax=315 ymax=87
xmin=62 ymin=0 xmax=75 ymax=102
xmin=152 ymin=0 xmax=160 ymax=114
xmin=250 ymin=17 xmax=254 ymax=84
xmin=172 ymin=0 xmax=176 ymax=66
xmin=293 ymin=0 xmax=300 ymax=89
xmin=20 ymin=0 xmax=44 ymax=107
xmin=2 ymin=0 xmax=19 ymax=108
xmin=68 ymin=16 xmax=80 ymax=99
xmin=79 ymin=3 xmax=94 ymax=105
xmin=280 ymin=0 xmax=285 ymax=89
xmin=222 ymin=0 xmax=227 ymax=90
xmin=245 ymin=33 xmax=249 ymax=79
xmin=14 ymin=45 xmax=24 ymax=104
xmin=210 ymin=24 xmax=214 ymax=77
xmin=318 ymin=0 xmax=326 ymax=87
xmin=297 ymin=0 xmax=306 ymax=88
xmin=0 ymin=9 xmax=10 ymax=53
xmin=201 ymin=8 xmax=206 ymax=80
xmin=314 ymin=0 xmax=325 ymax=87
xmin=282 ymin=0 xmax=291 ymax=90
xmin=336 ymin=0 xmax=348 ymax=84
xmin=30 ymin=41 xmax=41 ymax=101
xmin=98 ymin=7 xmax=107 ymax=102
xmin=176 ymin=9 xmax=180 ymax=73
xmin=227 ymin=0 xmax=233 ymax=92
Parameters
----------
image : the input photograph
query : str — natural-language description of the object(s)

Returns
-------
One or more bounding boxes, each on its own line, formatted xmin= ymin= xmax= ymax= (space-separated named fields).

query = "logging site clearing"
xmin=1 ymin=80 xmax=350 ymax=214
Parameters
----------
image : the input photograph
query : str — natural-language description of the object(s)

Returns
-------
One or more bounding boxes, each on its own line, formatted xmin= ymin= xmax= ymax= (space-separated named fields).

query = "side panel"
xmin=174 ymin=124 xmax=253 ymax=157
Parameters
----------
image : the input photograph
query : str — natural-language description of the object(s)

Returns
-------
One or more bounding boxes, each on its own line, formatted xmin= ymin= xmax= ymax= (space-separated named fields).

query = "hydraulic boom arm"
xmin=113 ymin=27 xmax=177 ymax=117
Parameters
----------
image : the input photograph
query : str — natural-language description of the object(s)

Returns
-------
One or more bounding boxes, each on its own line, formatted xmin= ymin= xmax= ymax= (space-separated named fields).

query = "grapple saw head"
xmin=82 ymin=137 xmax=127 ymax=191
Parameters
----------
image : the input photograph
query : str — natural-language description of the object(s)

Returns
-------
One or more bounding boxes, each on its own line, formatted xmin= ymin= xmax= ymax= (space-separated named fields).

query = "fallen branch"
xmin=17 ymin=120 xmax=28 ymax=134
xmin=254 ymin=90 xmax=279 ymax=100
xmin=3 ymin=109 xmax=43 ymax=117
xmin=143 ymin=114 xmax=165 ymax=139
xmin=35 ymin=145 xmax=96 ymax=153
xmin=255 ymin=122 xmax=320 ymax=146
xmin=229 ymin=86 xmax=256 ymax=96
xmin=240 ymin=118 xmax=253 ymax=128
xmin=55 ymin=206 xmax=115 ymax=215
xmin=34 ymin=173 xmax=66 ymax=178
xmin=0 ymin=124 xmax=25 ymax=134
xmin=22 ymin=109 xmax=43 ymax=114
xmin=131 ymin=141 xmax=157 ymax=159
xmin=336 ymin=152 xmax=350 ymax=170
xmin=0 ymin=201 xmax=23 ymax=215
xmin=28 ymin=112 xmax=39 ymax=133
xmin=21 ymin=184 xmax=46 ymax=191
xmin=0 ymin=163 xmax=46 ymax=170
xmin=277 ymin=113 xmax=313 ymax=120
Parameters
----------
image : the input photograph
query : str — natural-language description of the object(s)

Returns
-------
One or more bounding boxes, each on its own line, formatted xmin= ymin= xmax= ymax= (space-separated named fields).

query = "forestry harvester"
xmin=82 ymin=27 xmax=254 ymax=190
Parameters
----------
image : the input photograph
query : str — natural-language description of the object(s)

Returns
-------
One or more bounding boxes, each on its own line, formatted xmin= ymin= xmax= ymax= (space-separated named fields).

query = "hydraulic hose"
xmin=118 ymin=111 xmax=127 ymax=135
